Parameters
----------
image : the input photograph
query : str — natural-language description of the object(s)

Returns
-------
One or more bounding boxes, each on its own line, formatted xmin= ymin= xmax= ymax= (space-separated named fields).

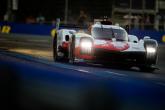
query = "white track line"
xmin=74 ymin=69 xmax=90 ymax=73
xmin=105 ymin=71 xmax=128 ymax=77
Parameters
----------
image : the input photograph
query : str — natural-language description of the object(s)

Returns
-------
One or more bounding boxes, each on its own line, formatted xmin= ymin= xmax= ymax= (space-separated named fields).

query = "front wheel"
xmin=69 ymin=35 xmax=75 ymax=64
xmin=144 ymin=39 xmax=158 ymax=65
xmin=69 ymin=42 xmax=75 ymax=64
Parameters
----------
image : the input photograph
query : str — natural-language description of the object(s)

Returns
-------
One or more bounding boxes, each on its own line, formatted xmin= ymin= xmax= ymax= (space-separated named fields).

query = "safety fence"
xmin=0 ymin=22 xmax=165 ymax=43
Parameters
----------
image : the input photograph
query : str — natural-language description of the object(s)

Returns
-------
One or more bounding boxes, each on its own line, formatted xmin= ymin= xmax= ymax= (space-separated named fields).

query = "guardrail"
xmin=129 ymin=29 xmax=165 ymax=44
xmin=0 ymin=22 xmax=165 ymax=43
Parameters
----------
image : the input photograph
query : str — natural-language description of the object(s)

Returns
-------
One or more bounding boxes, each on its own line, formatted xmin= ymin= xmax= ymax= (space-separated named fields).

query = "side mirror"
xmin=125 ymin=25 xmax=129 ymax=33
xmin=65 ymin=35 xmax=70 ymax=41
xmin=128 ymin=35 xmax=139 ymax=43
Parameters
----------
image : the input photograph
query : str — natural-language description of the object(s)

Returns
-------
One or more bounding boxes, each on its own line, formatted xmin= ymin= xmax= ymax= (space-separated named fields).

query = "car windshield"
xmin=92 ymin=27 xmax=128 ymax=41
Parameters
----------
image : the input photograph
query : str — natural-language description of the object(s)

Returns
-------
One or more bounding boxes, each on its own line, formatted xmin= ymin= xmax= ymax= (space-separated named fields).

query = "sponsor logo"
xmin=162 ymin=35 xmax=165 ymax=43
xmin=51 ymin=28 xmax=57 ymax=37
xmin=0 ymin=25 xmax=11 ymax=34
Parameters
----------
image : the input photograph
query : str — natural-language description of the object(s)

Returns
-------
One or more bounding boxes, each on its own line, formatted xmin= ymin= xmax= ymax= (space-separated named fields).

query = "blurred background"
xmin=1 ymin=1 xmax=165 ymax=110
xmin=0 ymin=0 xmax=165 ymax=31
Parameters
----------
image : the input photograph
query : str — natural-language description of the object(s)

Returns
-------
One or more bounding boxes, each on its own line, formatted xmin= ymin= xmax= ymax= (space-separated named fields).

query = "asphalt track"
xmin=0 ymin=34 xmax=165 ymax=110
xmin=0 ymin=34 xmax=165 ymax=84
xmin=0 ymin=33 xmax=165 ymax=74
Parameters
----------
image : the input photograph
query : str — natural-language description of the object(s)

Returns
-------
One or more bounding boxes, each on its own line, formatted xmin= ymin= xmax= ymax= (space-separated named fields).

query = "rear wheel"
xmin=53 ymin=34 xmax=58 ymax=61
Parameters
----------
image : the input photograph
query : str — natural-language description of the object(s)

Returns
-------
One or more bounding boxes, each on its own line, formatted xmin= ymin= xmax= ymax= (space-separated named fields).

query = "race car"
xmin=53 ymin=21 xmax=158 ymax=72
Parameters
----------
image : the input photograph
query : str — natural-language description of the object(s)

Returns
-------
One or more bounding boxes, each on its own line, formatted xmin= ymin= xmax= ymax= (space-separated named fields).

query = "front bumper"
xmin=93 ymin=48 xmax=146 ymax=64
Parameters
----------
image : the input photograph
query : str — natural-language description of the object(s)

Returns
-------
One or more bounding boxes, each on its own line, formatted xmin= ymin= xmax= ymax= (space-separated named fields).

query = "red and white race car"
xmin=53 ymin=21 xmax=158 ymax=71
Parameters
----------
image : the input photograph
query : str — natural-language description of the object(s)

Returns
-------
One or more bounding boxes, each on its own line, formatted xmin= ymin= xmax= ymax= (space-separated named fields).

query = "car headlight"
xmin=81 ymin=41 xmax=92 ymax=49
xmin=80 ymin=40 xmax=93 ymax=54
xmin=146 ymin=47 xmax=156 ymax=53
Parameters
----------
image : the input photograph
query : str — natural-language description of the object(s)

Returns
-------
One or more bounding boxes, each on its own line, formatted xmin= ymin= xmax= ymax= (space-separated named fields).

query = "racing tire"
xmin=139 ymin=65 xmax=156 ymax=72
xmin=144 ymin=39 xmax=158 ymax=65
xmin=53 ymin=34 xmax=59 ymax=62
xmin=69 ymin=35 xmax=75 ymax=64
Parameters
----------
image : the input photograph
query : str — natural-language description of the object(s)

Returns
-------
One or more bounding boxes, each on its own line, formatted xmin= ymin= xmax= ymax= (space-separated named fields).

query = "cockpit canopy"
xmin=91 ymin=26 xmax=128 ymax=41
